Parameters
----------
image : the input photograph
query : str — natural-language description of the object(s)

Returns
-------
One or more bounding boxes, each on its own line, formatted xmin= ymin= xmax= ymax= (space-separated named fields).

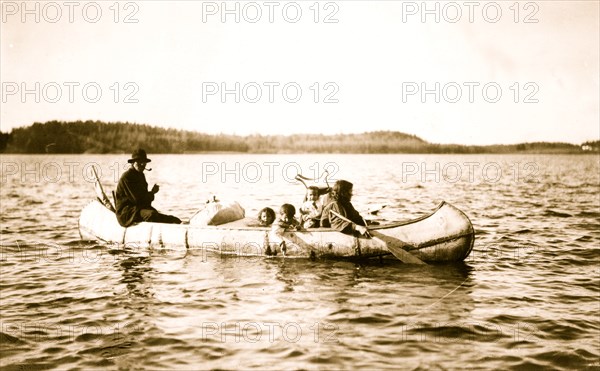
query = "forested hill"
xmin=0 ymin=121 xmax=595 ymax=154
xmin=0 ymin=121 xmax=427 ymax=153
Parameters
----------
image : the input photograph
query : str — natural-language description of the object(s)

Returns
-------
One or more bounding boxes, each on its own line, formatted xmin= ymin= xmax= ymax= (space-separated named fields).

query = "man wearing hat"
xmin=115 ymin=149 xmax=181 ymax=227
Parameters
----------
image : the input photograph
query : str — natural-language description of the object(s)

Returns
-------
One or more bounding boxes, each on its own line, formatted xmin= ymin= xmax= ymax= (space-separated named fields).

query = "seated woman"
xmin=321 ymin=180 xmax=369 ymax=236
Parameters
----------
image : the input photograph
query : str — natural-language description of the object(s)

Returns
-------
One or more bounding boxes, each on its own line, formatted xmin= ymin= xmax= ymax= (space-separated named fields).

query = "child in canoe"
xmin=275 ymin=203 xmax=301 ymax=231
xmin=299 ymin=186 xmax=324 ymax=228
xmin=269 ymin=203 xmax=301 ymax=255
xmin=257 ymin=207 xmax=276 ymax=227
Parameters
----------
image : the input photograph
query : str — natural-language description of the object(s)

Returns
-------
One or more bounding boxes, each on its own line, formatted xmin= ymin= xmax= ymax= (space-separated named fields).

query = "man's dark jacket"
xmin=115 ymin=168 xmax=155 ymax=227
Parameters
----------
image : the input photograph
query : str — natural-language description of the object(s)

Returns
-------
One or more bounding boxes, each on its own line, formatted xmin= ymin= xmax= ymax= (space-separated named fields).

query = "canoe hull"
xmin=79 ymin=200 xmax=474 ymax=262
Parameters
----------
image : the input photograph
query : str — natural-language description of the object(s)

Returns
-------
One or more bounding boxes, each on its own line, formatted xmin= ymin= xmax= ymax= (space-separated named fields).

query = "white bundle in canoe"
xmin=189 ymin=201 xmax=245 ymax=226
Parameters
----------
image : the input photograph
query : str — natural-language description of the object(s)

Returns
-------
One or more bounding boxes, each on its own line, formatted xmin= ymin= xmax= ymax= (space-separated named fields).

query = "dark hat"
xmin=128 ymin=148 xmax=151 ymax=163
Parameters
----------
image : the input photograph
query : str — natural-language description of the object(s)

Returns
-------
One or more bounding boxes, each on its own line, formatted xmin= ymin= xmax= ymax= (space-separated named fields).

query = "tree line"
xmin=0 ymin=120 xmax=593 ymax=154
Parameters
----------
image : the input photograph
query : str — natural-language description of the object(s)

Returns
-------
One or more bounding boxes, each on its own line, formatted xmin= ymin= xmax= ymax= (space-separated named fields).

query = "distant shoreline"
xmin=2 ymin=152 xmax=598 ymax=156
xmin=1 ymin=121 xmax=598 ymax=154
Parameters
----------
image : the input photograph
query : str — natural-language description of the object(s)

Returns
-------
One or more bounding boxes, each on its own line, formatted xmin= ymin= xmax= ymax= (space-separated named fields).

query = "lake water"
xmin=1 ymin=154 xmax=598 ymax=370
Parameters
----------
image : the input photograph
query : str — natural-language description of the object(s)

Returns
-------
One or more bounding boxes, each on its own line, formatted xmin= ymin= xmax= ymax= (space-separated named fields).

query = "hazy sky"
xmin=1 ymin=1 xmax=598 ymax=145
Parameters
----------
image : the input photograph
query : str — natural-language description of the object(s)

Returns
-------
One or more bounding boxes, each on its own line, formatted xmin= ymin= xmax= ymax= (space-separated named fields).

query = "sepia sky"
xmin=1 ymin=1 xmax=598 ymax=145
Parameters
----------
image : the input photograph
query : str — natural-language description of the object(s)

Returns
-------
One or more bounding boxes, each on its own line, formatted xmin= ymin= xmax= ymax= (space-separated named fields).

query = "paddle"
xmin=92 ymin=165 xmax=116 ymax=212
xmin=367 ymin=204 xmax=387 ymax=215
xmin=329 ymin=209 xmax=427 ymax=265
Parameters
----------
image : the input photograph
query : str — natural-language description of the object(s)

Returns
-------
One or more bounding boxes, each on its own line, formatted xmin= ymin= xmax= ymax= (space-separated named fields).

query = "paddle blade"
xmin=369 ymin=230 xmax=426 ymax=265
xmin=367 ymin=204 xmax=387 ymax=215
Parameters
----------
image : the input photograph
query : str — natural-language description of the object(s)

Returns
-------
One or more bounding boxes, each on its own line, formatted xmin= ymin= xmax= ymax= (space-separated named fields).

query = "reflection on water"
xmin=114 ymin=252 xmax=153 ymax=299
xmin=1 ymin=154 xmax=599 ymax=369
